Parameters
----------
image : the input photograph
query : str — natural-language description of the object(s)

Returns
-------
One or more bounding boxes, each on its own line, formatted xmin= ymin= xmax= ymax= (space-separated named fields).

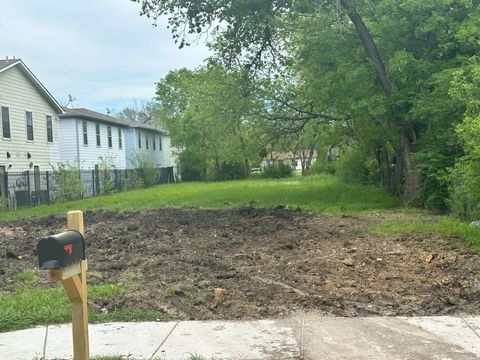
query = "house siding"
xmin=0 ymin=66 xmax=60 ymax=172
xmin=59 ymin=117 xmax=127 ymax=169
xmin=124 ymin=128 xmax=169 ymax=169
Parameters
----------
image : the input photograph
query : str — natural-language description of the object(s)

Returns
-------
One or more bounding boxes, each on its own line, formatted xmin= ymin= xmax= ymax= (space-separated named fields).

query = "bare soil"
xmin=1 ymin=208 xmax=479 ymax=320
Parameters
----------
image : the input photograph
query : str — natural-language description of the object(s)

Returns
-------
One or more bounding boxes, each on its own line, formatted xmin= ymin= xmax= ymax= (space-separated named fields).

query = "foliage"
xmin=156 ymin=65 xmax=268 ymax=182
xmin=51 ymin=162 xmax=84 ymax=202
xmin=131 ymin=152 xmax=158 ymax=187
xmin=98 ymin=155 xmax=116 ymax=195
xmin=336 ymin=149 xmax=377 ymax=185
xmin=215 ymin=161 xmax=248 ymax=181
xmin=0 ymin=197 xmax=8 ymax=211
xmin=262 ymin=161 xmax=293 ymax=179
xmin=447 ymin=58 xmax=480 ymax=220
xmin=136 ymin=0 xmax=480 ymax=213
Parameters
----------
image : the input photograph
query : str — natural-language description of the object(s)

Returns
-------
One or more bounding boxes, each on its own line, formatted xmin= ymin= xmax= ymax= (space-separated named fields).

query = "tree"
xmin=134 ymin=0 xmax=480 ymax=208
xmin=117 ymin=99 xmax=163 ymax=125
xmin=156 ymin=65 xmax=269 ymax=180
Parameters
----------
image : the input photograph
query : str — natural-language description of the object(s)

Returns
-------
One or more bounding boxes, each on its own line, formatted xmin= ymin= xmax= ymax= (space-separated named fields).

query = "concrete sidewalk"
xmin=1 ymin=315 xmax=479 ymax=359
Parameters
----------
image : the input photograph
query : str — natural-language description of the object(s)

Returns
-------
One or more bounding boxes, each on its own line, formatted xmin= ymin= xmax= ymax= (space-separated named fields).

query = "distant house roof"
xmin=0 ymin=58 xmax=64 ymax=113
xmin=123 ymin=118 xmax=166 ymax=134
xmin=60 ymin=108 xmax=131 ymax=127
xmin=60 ymin=108 xmax=165 ymax=134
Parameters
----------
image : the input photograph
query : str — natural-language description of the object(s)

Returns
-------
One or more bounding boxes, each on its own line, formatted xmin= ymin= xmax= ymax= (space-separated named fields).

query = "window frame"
xmin=118 ymin=128 xmax=122 ymax=149
xmin=1 ymin=106 xmax=11 ymax=139
xmin=95 ymin=123 xmax=101 ymax=147
xmin=46 ymin=115 xmax=53 ymax=143
xmin=26 ymin=111 xmax=34 ymax=141
xmin=107 ymin=126 xmax=112 ymax=148
xmin=137 ymin=131 xmax=142 ymax=149
xmin=82 ymin=121 xmax=88 ymax=146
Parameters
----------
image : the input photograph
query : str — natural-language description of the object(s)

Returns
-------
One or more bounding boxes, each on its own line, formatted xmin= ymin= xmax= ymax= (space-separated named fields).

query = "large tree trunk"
xmin=339 ymin=0 xmax=419 ymax=201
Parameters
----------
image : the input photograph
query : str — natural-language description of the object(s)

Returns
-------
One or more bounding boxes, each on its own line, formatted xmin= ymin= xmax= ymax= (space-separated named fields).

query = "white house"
xmin=58 ymin=108 xmax=128 ymax=170
xmin=59 ymin=108 xmax=178 ymax=175
xmin=0 ymin=58 xmax=63 ymax=199
xmin=124 ymin=120 xmax=173 ymax=170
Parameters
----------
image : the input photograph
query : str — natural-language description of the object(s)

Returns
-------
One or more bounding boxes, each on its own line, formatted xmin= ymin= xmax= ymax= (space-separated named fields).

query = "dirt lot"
xmin=1 ymin=208 xmax=479 ymax=320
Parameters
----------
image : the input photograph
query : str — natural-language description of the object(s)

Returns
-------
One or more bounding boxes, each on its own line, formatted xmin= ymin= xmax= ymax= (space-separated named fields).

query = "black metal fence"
xmin=0 ymin=167 xmax=175 ymax=210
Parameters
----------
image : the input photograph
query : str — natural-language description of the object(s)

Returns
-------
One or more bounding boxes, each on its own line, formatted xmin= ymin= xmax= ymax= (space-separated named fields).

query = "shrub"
xmin=262 ymin=161 xmax=293 ymax=178
xmin=214 ymin=162 xmax=248 ymax=181
xmin=51 ymin=162 xmax=84 ymax=202
xmin=179 ymin=151 xmax=204 ymax=181
xmin=448 ymin=114 xmax=480 ymax=221
xmin=310 ymin=159 xmax=336 ymax=175
xmin=98 ymin=156 xmax=116 ymax=195
xmin=335 ymin=149 xmax=378 ymax=185
xmin=131 ymin=153 xmax=158 ymax=187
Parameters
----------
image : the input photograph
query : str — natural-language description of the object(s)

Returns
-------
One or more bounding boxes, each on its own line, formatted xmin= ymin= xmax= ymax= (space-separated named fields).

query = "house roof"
xmin=123 ymin=118 xmax=166 ymax=134
xmin=0 ymin=58 xmax=64 ymax=113
xmin=60 ymin=108 xmax=165 ymax=134
xmin=60 ymin=108 xmax=131 ymax=127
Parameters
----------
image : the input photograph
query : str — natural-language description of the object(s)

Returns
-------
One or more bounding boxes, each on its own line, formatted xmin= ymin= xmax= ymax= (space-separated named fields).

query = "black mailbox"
xmin=37 ymin=230 xmax=85 ymax=270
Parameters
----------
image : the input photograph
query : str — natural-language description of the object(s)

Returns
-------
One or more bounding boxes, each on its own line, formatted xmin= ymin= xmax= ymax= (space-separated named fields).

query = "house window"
xmin=118 ymin=128 xmax=122 ymax=149
xmin=46 ymin=115 xmax=53 ymax=143
xmin=153 ymin=137 xmax=156 ymax=150
xmin=26 ymin=111 xmax=34 ymax=141
xmin=82 ymin=121 xmax=88 ymax=145
xmin=96 ymin=123 xmax=101 ymax=146
xmin=159 ymin=136 xmax=162 ymax=150
xmin=1 ymin=106 xmax=10 ymax=139
xmin=146 ymin=135 xmax=149 ymax=150
xmin=138 ymin=131 xmax=141 ymax=149
xmin=107 ymin=126 xmax=112 ymax=148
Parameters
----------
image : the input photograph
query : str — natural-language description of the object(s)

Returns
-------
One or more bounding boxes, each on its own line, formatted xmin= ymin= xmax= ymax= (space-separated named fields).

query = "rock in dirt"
xmin=214 ymin=288 xmax=226 ymax=307
xmin=342 ymin=258 xmax=355 ymax=267
xmin=425 ymin=253 xmax=434 ymax=264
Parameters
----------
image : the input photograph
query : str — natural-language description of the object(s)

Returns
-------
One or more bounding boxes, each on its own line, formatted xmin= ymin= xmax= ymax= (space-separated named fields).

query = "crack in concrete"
xmin=42 ymin=325 xmax=49 ymax=359
xmin=460 ymin=315 xmax=480 ymax=339
xmin=149 ymin=321 xmax=179 ymax=360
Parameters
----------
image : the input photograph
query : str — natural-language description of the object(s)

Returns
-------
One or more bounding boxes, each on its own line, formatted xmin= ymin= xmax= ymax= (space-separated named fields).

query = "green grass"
xmin=374 ymin=213 xmax=480 ymax=249
xmin=0 ymin=284 xmax=166 ymax=333
xmin=0 ymin=175 xmax=399 ymax=221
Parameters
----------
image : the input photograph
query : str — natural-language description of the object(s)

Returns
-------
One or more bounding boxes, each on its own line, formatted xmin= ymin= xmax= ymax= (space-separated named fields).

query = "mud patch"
xmin=1 ymin=208 xmax=479 ymax=320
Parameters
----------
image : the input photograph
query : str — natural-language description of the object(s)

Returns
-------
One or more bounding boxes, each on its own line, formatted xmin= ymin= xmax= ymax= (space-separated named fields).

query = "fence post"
xmin=26 ymin=171 xmax=31 ymax=207
xmin=91 ymin=170 xmax=95 ymax=196
xmin=46 ymin=171 xmax=50 ymax=205
xmin=4 ymin=171 xmax=8 ymax=198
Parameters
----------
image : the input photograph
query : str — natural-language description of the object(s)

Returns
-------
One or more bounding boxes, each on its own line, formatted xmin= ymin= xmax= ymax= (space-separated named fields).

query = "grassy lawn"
xmin=0 ymin=283 xmax=167 ymax=332
xmin=0 ymin=175 xmax=399 ymax=222
xmin=373 ymin=211 xmax=480 ymax=250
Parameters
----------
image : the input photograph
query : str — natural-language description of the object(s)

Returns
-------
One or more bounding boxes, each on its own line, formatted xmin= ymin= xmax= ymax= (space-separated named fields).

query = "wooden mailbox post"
xmin=37 ymin=210 xmax=90 ymax=360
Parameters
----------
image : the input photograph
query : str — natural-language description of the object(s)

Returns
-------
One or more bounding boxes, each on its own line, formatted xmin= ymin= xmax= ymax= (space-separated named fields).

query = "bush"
xmin=262 ymin=161 xmax=293 ymax=178
xmin=131 ymin=153 xmax=158 ymax=187
xmin=98 ymin=156 xmax=116 ymax=195
xmin=214 ymin=162 xmax=248 ymax=181
xmin=448 ymin=114 xmax=480 ymax=221
xmin=51 ymin=162 xmax=84 ymax=202
xmin=335 ymin=150 xmax=372 ymax=184
xmin=310 ymin=159 xmax=336 ymax=175
xmin=179 ymin=151 xmax=204 ymax=181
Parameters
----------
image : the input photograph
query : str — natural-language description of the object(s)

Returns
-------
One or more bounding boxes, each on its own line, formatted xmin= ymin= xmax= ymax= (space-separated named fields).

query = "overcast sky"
xmin=0 ymin=0 xmax=210 ymax=114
